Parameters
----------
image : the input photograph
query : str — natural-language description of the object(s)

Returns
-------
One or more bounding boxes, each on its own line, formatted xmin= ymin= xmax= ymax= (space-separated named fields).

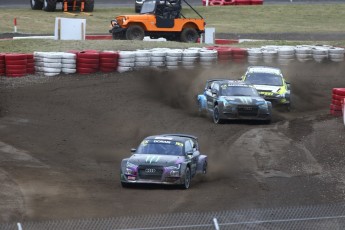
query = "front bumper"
xmin=220 ymin=105 xmax=271 ymax=120
xmin=121 ymin=173 xmax=184 ymax=185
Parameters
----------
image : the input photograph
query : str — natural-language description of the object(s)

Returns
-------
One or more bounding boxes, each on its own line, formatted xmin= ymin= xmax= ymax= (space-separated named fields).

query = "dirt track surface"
xmin=1 ymin=61 xmax=345 ymax=222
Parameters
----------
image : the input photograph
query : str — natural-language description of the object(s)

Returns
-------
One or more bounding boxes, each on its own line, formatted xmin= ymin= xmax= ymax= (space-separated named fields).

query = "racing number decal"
xmin=145 ymin=155 xmax=161 ymax=164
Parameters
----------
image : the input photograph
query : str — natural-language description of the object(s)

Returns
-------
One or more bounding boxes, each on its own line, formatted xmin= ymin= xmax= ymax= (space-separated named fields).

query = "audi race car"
xmin=120 ymin=134 xmax=207 ymax=189
xmin=241 ymin=66 xmax=291 ymax=110
xmin=197 ymin=79 xmax=272 ymax=124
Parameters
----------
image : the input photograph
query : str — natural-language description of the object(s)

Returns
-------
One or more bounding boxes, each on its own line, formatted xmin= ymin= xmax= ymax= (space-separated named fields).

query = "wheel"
xmin=213 ymin=105 xmax=223 ymax=124
xmin=126 ymin=25 xmax=145 ymax=40
xmin=30 ymin=0 xmax=43 ymax=10
xmin=202 ymin=161 xmax=207 ymax=174
xmin=180 ymin=28 xmax=199 ymax=43
xmin=181 ymin=167 xmax=191 ymax=189
xmin=43 ymin=0 xmax=57 ymax=12
xmin=197 ymin=100 xmax=204 ymax=117
xmin=84 ymin=0 xmax=94 ymax=12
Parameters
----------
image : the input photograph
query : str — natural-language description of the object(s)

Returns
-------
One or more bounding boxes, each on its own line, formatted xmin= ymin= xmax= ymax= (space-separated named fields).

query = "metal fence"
xmin=1 ymin=203 xmax=345 ymax=230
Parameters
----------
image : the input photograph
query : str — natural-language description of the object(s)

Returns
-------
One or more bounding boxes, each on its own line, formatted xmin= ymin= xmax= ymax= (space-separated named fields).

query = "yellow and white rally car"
xmin=241 ymin=66 xmax=291 ymax=111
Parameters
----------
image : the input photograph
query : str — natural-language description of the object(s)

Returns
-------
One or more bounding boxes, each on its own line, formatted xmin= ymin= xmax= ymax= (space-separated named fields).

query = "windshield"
xmin=140 ymin=0 xmax=156 ymax=14
xmin=136 ymin=141 xmax=184 ymax=156
xmin=245 ymin=73 xmax=283 ymax=86
xmin=220 ymin=86 xmax=259 ymax=97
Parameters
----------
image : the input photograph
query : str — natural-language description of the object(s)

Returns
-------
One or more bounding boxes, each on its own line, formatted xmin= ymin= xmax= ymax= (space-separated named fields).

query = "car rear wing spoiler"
xmin=161 ymin=134 xmax=198 ymax=141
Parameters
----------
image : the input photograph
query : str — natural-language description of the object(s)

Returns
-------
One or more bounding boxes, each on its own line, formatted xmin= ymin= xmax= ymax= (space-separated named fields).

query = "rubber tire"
xmin=43 ymin=0 xmax=57 ymax=12
xmin=126 ymin=25 xmax=145 ymax=41
xmin=181 ymin=167 xmax=191 ymax=189
xmin=121 ymin=182 xmax=131 ymax=188
xmin=84 ymin=0 xmax=94 ymax=12
xmin=213 ymin=106 xmax=223 ymax=124
xmin=180 ymin=28 xmax=198 ymax=43
xmin=202 ymin=161 xmax=207 ymax=174
xmin=30 ymin=0 xmax=43 ymax=10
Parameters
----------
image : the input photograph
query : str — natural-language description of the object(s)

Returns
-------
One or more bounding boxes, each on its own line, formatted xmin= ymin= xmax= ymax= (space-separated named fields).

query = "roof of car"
xmin=246 ymin=66 xmax=282 ymax=75
xmin=207 ymin=79 xmax=248 ymax=85
xmin=145 ymin=134 xmax=197 ymax=142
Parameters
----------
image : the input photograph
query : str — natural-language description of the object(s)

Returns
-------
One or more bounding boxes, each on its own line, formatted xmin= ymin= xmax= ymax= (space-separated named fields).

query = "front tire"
xmin=213 ymin=105 xmax=223 ymax=124
xmin=43 ymin=0 xmax=57 ymax=12
xmin=181 ymin=167 xmax=191 ymax=189
xmin=180 ymin=28 xmax=198 ymax=43
xmin=30 ymin=0 xmax=43 ymax=10
xmin=126 ymin=25 xmax=145 ymax=40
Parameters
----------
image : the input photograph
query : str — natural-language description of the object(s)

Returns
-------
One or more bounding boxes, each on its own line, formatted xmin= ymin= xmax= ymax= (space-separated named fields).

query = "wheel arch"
xmin=126 ymin=22 xmax=147 ymax=31
xmin=182 ymin=22 xmax=198 ymax=31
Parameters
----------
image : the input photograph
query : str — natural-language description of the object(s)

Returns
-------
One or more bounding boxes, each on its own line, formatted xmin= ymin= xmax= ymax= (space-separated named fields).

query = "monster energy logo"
xmin=145 ymin=155 xmax=161 ymax=164
xmin=238 ymin=97 xmax=253 ymax=104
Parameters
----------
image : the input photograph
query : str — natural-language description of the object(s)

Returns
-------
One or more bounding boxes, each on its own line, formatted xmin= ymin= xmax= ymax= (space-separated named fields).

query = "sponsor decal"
xmin=145 ymin=155 xmax=161 ymax=164
xmin=154 ymin=137 xmax=173 ymax=140
xmin=175 ymin=142 xmax=184 ymax=147
xmin=153 ymin=140 xmax=171 ymax=144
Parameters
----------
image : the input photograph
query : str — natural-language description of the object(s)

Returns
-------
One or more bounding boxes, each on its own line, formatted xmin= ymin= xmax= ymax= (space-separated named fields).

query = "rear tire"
xmin=202 ymin=161 xmax=207 ymax=174
xmin=30 ymin=0 xmax=43 ymax=10
xmin=84 ymin=0 xmax=94 ymax=12
xmin=180 ymin=28 xmax=198 ymax=43
xmin=43 ymin=0 xmax=57 ymax=12
xmin=126 ymin=25 xmax=145 ymax=40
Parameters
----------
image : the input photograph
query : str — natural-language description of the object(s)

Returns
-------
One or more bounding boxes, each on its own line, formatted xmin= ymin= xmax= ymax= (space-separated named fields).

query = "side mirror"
xmin=286 ymin=82 xmax=291 ymax=90
xmin=130 ymin=148 xmax=136 ymax=154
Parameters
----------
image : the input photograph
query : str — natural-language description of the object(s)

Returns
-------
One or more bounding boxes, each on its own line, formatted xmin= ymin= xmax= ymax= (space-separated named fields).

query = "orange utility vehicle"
xmin=109 ymin=0 xmax=205 ymax=43
xmin=30 ymin=0 xmax=94 ymax=12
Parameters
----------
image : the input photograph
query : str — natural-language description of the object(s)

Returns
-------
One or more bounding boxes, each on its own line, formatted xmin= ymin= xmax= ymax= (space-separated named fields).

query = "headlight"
xmin=167 ymin=164 xmax=181 ymax=177
xmin=259 ymin=103 xmax=268 ymax=109
xmin=224 ymin=100 xmax=234 ymax=107
xmin=126 ymin=162 xmax=137 ymax=168
xmin=125 ymin=162 xmax=137 ymax=175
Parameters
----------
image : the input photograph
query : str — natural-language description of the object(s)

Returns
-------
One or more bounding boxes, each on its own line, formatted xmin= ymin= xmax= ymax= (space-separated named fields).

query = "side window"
xmin=185 ymin=140 xmax=193 ymax=153
xmin=211 ymin=83 xmax=219 ymax=93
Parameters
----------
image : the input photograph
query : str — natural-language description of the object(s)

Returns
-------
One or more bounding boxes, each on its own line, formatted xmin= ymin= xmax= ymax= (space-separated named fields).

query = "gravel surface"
xmin=1 ymin=61 xmax=345 ymax=222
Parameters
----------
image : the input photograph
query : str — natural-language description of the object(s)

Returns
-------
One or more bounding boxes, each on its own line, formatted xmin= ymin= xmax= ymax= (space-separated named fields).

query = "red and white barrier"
xmin=331 ymin=88 xmax=345 ymax=116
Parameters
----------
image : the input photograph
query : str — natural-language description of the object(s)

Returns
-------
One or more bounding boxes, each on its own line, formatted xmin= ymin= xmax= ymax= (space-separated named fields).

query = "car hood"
xmin=252 ymin=85 xmax=282 ymax=93
xmin=128 ymin=154 xmax=185 ymax=166
xmin=221 ymin=96 xmax=266 ymax=105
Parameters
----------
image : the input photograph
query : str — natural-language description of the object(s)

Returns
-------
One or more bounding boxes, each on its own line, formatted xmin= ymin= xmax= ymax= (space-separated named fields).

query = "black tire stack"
xmin=84 ymin=0 xmax=95 ymax=12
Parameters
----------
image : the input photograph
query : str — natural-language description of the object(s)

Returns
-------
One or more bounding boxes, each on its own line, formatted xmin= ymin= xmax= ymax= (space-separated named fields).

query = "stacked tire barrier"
xmin=199 ymin=49 xmax=218 ymax=68
xmin=118 ymin=51 xmax=135 ymax=73
xmin=5 ymin=54 xmax=29 ymax=77
xmin=34 ymin=52 xmax=62 ymax=77
xmin=3 ymin=45 xmax=345 ymax=78
xmin=166 ymin=49 xmax=183 ymax=70
xmin=150 ymin=48 xmax=167 ymax=68
xmin=26 ymin=54 xmax=35 ymax=75
xmin=202 ymin=0 xmax=263 ymax=6
xmin=0 ymin=54 xmax=4 ymax=76
xmin=99 ymin=51 xmax=119 ymax=73
xmin=77 ymin=51 xmax=100 ymax=74
xmin=62 ymin=53 xmax=77 ymax=74
xmin=182 ymin=49 xmax=199 ymax=69
xmin=331 ymin=88 xmax=345 ymax=116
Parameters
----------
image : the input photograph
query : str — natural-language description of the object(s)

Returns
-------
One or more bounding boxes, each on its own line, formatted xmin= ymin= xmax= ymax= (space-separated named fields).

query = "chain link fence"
xmin=1 ymin=203 xmax=345 ymax=230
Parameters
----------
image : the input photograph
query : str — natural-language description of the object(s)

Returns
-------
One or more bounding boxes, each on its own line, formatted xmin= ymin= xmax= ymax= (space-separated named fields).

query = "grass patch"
xmin=1 ymin=4 xmax=345 ymax=51
xmin=0 ymin=4 xmax=345 ymax=34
